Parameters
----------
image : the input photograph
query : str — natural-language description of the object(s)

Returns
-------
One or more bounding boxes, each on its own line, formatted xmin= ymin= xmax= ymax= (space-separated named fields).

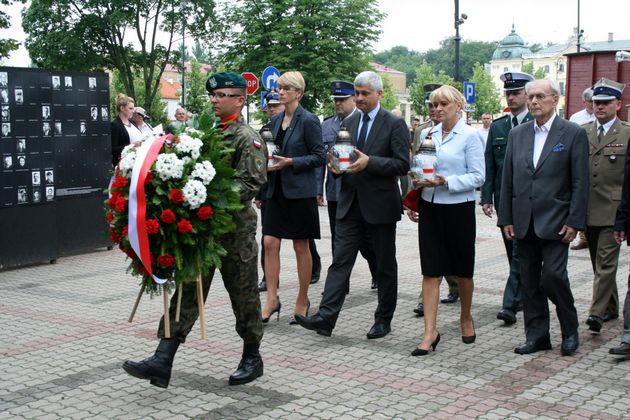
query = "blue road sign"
xmin=464 ymin=81 xmax=476 ymax=103
xmin=262 ymin=66 xmax=280 ymax=90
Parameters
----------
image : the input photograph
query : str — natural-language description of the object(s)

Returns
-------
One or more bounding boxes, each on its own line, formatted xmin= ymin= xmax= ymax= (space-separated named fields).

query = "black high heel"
xmin=462 ymin=320 xmax=476 ymax=344
xmin=289 ymin=299 xmax=311 ymax=325
xmin=262 ymin=299 xmax=281 ymax=324
xmin=411 ymin=332 xmax=440 ymax=356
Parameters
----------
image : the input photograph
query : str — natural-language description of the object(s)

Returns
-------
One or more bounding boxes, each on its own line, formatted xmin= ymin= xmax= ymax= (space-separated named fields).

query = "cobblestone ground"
xmin=1 ymin=203 xmax=630 ymax=419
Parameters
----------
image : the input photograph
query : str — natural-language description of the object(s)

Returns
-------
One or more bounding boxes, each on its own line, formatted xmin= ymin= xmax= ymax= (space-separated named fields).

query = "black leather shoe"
xmin=294 ymin=313 xmax=333 ymax=337
xmin=603 ymin=313 xmax=619 ymax=322
xmin=366 ymin=322 xmax=391 ymax=339
xmin=609 ymin=342 xmax=630 ymax=355
xmin=514 ymin=337 xmax=552 ymax=355
xmin=122 ymin=339 xmax=180 ymax=388
xmin=586 ymin=315 xmax=603 ymax=333
xmin=441 ymin=291 xmax=459 ymax=304
xmin=258 ymin=279 xmax=267 ymax=292
xmin=229 ymin=343 xmax=263 ymax=385
xmin=310 ymin=259 xmax=321 ymax=284
xmin=497 ymin=308 xmax=516 ymax=325
xmin=413 ymin=303 xmax=424 ymax=317
xmin=561 ymin=333 xmax=579 ymax=356
xmin=371 ymin=279 xmax=377 ymax=290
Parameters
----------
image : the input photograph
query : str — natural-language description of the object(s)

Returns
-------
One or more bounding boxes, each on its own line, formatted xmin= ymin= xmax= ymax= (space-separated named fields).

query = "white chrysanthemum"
xmin=120 ymin=144 xmax=137 ymax=160
xmin=184 ymin=127 xmax=203 ymax=136
xmin=119 ymin=152 xmax=137 ymax=178
xmin=191 ymin=160 xmax=216 ymax=185
xmin=155 ymin=153 xmax=184 ymax=181
xmin=182 ymin=179 xmax=207 ymax=209
xmin=175 ymin=134 xmax=203 ymax=160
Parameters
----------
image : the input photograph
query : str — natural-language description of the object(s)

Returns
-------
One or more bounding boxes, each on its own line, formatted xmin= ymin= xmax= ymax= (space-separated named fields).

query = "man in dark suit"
xmin=481 ymin=71 xmax=533 ymax=325
xmin=498 ymin=79 xmax=588 ymax=356
xmin=295 ymin=71 xmax=410 ymax=338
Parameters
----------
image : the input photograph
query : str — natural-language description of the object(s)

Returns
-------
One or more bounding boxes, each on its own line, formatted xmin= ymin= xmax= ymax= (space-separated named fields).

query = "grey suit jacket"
xmin=264 ymin=104 xmax=325 ymax=200
xmin=497 ymin=116 xmax=588 ymax=240
xmin=336 ymin=106 xmax=410 ymax=225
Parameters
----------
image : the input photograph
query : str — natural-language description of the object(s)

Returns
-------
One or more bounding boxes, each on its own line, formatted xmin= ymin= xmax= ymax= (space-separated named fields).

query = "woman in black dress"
xmin=262 ymin=71 xmax=325 ymax=323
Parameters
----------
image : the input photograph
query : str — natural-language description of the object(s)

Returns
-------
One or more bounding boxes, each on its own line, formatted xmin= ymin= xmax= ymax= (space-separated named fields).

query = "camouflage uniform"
xmin=158 ymin=116 xmax=268 ymax=345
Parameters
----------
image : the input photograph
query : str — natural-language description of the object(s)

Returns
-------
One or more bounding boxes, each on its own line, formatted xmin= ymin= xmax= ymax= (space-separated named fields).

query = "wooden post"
xmin=163 ymin=287 xmax=171 ymax=338
xmin=196 ymin=275 xmax=207 ymax=339
xmin=128 ymin=283 xmax=146 ymax=323
xmin=175 ymin=283 xmax=183 ymax=322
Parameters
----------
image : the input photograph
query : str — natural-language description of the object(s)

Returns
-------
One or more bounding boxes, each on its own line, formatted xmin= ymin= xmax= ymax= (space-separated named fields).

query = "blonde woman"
xmin=110 ymin=93 xmax=142 ymax=165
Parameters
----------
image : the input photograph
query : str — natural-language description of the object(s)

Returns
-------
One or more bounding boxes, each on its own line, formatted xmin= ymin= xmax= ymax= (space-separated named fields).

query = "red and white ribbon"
xmin=128 ymin=134 xmax=170 ymax=284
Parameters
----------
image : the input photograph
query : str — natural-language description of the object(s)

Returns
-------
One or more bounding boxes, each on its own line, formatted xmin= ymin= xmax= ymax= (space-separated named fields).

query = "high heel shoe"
xmin=411 ymin=332 xmax=440 ymax=356
xmin=289 ymin=299 xmax=310 ymax=325
xmin=462 ymin=320 xmax=476 ymax=344
xmin=262 ymin=299 xmax=281 ymax=324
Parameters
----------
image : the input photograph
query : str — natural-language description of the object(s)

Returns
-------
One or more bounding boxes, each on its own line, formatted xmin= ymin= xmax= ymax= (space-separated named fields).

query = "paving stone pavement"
xmin=1 ymin=203 xmax=630 ymax=419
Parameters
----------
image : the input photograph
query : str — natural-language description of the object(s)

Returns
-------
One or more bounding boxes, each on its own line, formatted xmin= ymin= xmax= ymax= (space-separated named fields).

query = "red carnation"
xmin=177 ymin=219 xmax=193 ymax=233
xmin=107 ymin=191 xmax=121 ymax=209
xmin=146 ymin=219 xmax=159 ymax=234
xmin=160 ymin=209 xmax=176 ymax=224
xmin=157 ymin=254 xmax=175 ymax=267
xmin=144 ymin=172 xmax=154 ymax=185
xmin=138 ymin=265 xmax=149 ymax=275
xmin=115 ymin=196 xmax=127 ymax=213
xmin=122 ymin=225 xmax=129 ymax=237
xmin=197 ymin=205 xmax=213 ymax=220
xmin=106 ymin=212 xmax=114 ymax=223
xmin=110 ymin=229 xmax=121 ymax=243
xmin=169 ymin=189 xmax=184 ymax=204
xmin=112 ymin=176 xmax=129 ymax=189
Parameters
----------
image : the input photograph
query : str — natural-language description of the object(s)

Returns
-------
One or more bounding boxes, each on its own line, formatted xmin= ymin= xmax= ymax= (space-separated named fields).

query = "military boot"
xmin=228 ymin=343 xmax=264 ymax=385
xmin=122 ymin=338 xmax=180 ymax=388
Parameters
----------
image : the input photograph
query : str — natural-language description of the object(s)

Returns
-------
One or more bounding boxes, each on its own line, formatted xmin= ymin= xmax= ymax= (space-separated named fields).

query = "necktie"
xmin=598 ymin=125 xmax=605 ymax=143
xmin=512 ymin=116 xmax=518 ymax=128
xmin=357 ymin=113 xmax=370 ymax=151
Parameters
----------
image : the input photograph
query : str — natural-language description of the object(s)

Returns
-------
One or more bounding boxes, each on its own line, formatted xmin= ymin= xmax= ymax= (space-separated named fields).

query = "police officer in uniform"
xmin=583 ymin=78 xmax=629 ymax=333
xmin=481 ymin=71 xmax=534 ymax=325
xmin=122 ymin=72 xmax=268 ymax=388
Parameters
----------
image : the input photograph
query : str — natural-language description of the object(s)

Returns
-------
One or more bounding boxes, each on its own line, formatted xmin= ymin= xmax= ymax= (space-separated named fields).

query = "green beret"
xmin=206 ymin=72 xmax=247 ymax=92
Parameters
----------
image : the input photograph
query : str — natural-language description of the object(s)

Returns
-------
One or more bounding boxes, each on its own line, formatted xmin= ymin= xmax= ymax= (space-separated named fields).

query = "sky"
xmin=2 ymin=0 xmax=630 ymax=67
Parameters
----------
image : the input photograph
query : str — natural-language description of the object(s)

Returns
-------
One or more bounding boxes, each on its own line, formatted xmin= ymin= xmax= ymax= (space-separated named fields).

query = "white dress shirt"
xmin=596 ymin=117 xmax=616 ymax=136
xmin=357 ymin=104 xmax=380 ymax=147
xmin=533 ymin=114 xmax=556 ymax=167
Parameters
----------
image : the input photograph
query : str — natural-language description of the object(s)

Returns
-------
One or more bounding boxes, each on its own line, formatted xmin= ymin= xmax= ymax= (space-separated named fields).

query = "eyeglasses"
xmin=209 ymin=92 xmax=243 ymax=99
xmin=277 ymin=85 xmax=296 ymax=92
xmin=527 ymin=93 xmax=557 ymax=101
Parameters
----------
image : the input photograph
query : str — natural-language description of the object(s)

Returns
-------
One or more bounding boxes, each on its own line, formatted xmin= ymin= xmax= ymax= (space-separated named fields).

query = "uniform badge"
xmin=253 ymin=139 xmax=262 ymax=149
xmin=255 ymin=158 xmax=264 ymax=171
xmin=209 ymin=77 xmax=217 ymax=88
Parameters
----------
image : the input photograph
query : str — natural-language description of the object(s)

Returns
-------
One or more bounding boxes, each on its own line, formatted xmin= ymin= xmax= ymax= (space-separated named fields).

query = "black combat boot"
xmin=228 ymin=343 xmax=264 ymax=385
xmin=122 ymin=339 xmax=180 ymax=388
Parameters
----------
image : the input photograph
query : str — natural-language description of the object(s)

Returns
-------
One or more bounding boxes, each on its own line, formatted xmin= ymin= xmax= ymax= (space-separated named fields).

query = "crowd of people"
xmin=114 ymin=68 xmax=630 ymax=389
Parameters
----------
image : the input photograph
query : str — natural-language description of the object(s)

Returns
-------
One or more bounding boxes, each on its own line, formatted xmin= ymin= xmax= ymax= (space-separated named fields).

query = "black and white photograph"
xmin=0 ymin=89 xmax=8 ymax=103
xmin=42 ymin=121 xmax=51 ymax=136
xmin=32 ymin=189 xmax=41 ymax=203
xmin=64 ymin=76 xmax=72 ymax=88
xmin=16 ymin=138 xmax=26 ymax=153
xmin=2 ymin=105 xmax=10 ymax=120
xmin=17 ymin=188 xmax=27 ymax=204
xmin=54 ymin=121 xmax=62 ymax=136
xmin=17 ymin=155 xmax=26 ymax=168
xmin=88 ymin=77 xmax=97 ymax=89
xmin=42 ymin=105 xmax=50 ymax=120
xmin=52 ymin=76 xmax=61 ymax=89
xmin=45 ymin=186 xmax=54 ymax=201
xmin=0 ymin=71 xmax=7 ymax=87
xmin=32 ymin=171 xmax=40 ymax=186
xmin=1 ymin=123 xmax=10 ymax=137
xmin=14 ymin=89 xmax=23 ymax=104
xmin=79 ymin=121 xmax=87 ymax=135
xmin=45 ymin=170 xmax=54 ymax=184
xmin=90 ymin=106 xmax=98 ymax=121
xmin=3 ymin=155 xmax=12 ymax=169
xmin=101 ymin=106 xmax=109 ymax=121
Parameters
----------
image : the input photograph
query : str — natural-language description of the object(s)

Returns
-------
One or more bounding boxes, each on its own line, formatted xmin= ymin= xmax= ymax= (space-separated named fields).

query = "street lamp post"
xmin=181 ymin=2 xmax=187 ymax=108
xmin=454 ymin=0 xmax=467 ymax=82
xmin=576 ymin=0 xmax=583 ymax=53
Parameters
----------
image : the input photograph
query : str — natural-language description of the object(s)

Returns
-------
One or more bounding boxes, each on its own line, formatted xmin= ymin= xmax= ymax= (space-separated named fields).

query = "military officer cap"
xmin=330 ymin=80 xmax=355 ymax=99
xmin=592 ymin=77 xmax=625 ymax=101
xmin=500 ymin=71 xmax=534 ymax=91
xmin=423 ymin=83 xmax=442 ymax=103
xmin=206 ymin=72 xmax=247 ymax=93
xmin=265 ymin=89 xmax=280 ymax=104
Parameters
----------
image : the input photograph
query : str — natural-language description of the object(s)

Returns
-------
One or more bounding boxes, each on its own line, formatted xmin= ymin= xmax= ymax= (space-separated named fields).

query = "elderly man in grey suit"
xmin=295 ymin=71 xmax=410 ymax=339
xmin=498 ymin=79 xmax=588 ymax=356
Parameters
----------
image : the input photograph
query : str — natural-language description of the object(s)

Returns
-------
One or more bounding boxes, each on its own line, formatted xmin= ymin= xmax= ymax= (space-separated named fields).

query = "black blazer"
xmin=111 ymin=117 xmax=130 ymax=166
xmin=263 ymin=104 xmax=325 ymax=199
xmin=337 ymin=106 xmax=410 ymax=224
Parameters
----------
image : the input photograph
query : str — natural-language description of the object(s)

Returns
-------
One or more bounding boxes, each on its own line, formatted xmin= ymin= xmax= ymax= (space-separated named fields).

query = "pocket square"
xmin=552 ymin=143 xmax=565 ymax=152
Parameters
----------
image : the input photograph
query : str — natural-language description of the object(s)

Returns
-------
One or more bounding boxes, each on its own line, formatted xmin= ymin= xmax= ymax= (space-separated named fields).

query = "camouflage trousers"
xmin=157 ymin=232 xmax=263 ymax=345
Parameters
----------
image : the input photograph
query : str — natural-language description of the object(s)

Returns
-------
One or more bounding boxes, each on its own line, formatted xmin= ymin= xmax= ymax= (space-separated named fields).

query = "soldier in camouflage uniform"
xmin=122 ymin=72 xmax=268 ymax=388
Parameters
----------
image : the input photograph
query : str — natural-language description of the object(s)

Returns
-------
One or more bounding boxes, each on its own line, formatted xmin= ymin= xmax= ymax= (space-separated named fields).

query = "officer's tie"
xmin=357 ymin=113 xmax=370 ymax=151
xmin=598 ymin=125 xmax=605 ymax=144
xmin=512 ymin=115 xmax=518 ymax=128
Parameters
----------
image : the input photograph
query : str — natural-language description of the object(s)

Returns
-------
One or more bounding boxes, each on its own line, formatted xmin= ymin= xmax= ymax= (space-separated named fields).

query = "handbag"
xmin=403 ymin=188 xmax=422 ymax=212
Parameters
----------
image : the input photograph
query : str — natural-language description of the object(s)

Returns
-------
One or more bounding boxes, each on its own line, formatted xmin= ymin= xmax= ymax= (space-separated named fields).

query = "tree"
xmin=185 ymin=58 xmax=210 ymax=115
xmin=372 ymin=46 xmax=424 ymax=86
xmin=109 ymin=69 xmax=169 ymax=128
xmin=408 ymin=61 xmax=456 ymax=116
xmin=521 ymin=61 xmax=546 ymax=79
xmin=22 ymin=0 xmax=219 ymax=111
xmin=0 ymin=0 xmax=26 ymax=60
xmin=380 ymin=74 xmax=398 ymax=111
xmin=191 ymin=40 xmax=212 ymax=64
xmin=469 ymin=62 xmax=501 ymax=119
xmin=421 ymin=38 xmax=497 ymax=82
xmin=219 ymin=0 xmax=384 ymax=112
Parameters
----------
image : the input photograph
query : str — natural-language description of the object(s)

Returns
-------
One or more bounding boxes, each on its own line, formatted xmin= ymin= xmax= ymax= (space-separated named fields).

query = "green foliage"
xmin=408 ymin=61 xmax=456 ymax=116
xmin=380 ymin=74 xmax=399 ymax=111
xmin=469 ymin=62 xmax=501 ymax=119
xmin=219 ymin=0 xmax=384 ymax=111
xmin=185 ymin=58 xmax=210 ymax=115
xmin=521 ymin=61 xmax=546 ymax=79
xmin=109 ymin=69 xmax=169 ymax=128
xmin=372 ymin=46 xmax=424 ymax=86
xmin=0 ymin=0 xmax=26 ymax=60
xmin=191 ymin=40 xmax=212 ymax=63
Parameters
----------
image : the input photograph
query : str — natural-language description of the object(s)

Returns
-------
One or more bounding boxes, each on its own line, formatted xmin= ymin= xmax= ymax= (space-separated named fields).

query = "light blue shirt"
xmin=421 ymin=118 xmax=486 ymax=204
xmin=357 ymin=104 xmax=381 ymax=146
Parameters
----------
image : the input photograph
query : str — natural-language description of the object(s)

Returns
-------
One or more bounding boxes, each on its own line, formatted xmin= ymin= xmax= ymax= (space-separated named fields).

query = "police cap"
xmin=500 ymin=71 xmax=534 ymax=91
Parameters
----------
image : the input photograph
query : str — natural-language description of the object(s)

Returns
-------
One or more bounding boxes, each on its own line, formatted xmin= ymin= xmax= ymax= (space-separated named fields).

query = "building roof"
xmin=164 ymin=62 xmax=213 ymax=74
xmin=582 ymin=39 xmax=630 ymax=52
xmin=370 ymin=62 xmax=405 ymax=75
xmin=492 ymin=25 xmax=532 ymax=60
xmin=160 ymin=78 xmax=181 ymax=100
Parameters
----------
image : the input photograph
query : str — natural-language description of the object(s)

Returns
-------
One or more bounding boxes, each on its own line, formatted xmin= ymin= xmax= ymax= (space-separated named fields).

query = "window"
xmin=559 ymin=82 xmax=565 ymax=95
xmin=544 ymin=65 xmax=550 ymax=73
xmin=558 ymin=63 xmax=565 ymax=72
xmin=503 ymin=67 xmax=509 ymax=72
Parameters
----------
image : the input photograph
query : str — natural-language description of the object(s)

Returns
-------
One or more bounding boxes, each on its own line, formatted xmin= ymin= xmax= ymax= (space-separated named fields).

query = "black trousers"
xmin=319 ymin=199 xmax=398 ymax=328
xmin=517 ymin=223 xmax=578 ymax=342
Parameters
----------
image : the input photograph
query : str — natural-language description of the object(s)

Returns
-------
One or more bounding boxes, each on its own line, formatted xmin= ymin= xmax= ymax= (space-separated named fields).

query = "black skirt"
xmin=262 ymin=172 xmax=320 ymax=239
xmin=418 ymin=199 xmax=475 ymax=278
